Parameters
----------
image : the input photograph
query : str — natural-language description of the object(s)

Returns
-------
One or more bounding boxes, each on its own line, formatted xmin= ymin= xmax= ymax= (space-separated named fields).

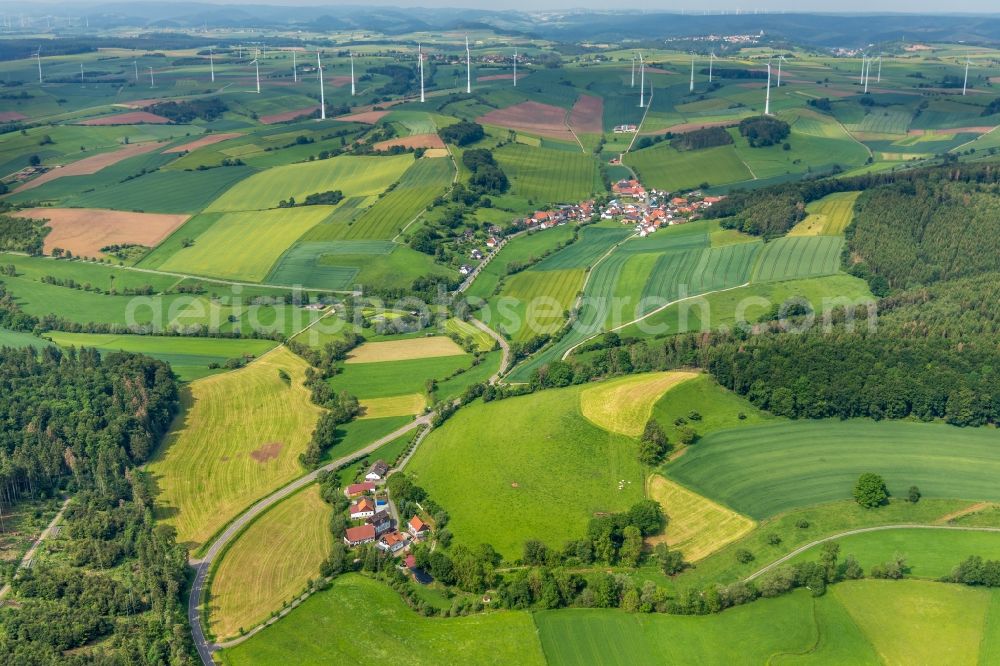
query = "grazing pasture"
xmin=205 ymin=154 xmax=412 ymax=212
xmin=43 ymin=332 xmax=277 ymax=381
xmin=217 ymin=574 xmax=545 ymax=666
xmin=579 ymin=371 xmax=698 ymax=437
xmin=208 ymin=486 xmax=332 ymax=641
xmin=148 ymin=347 xmax=322 ymax=550
xmin=787 ymin=191 xmax=861 ymax=236
xmin=750 ymin=235 xmax=843 ymax=282
xmin=155 ymin=207 xmax=332 ymax=282
xmin=407 ymin=385 xmax=644 ymax=559
xmin=649 ymin=374 xmax=773 ymax=442
xmin=667 ymin=419 xmax=1000 ymax=519
xmin=13 ymin=141 xmax=164 ymax=193
xmin=345 ymin=337 xmax=466 ymax=364
xmin=329 ymin=354 xmax=473 ymax=399
xmin=18 ymin=207 xmax=189 ymax=257
xmin=495 ymin=144 xmax=599 ymax=204
xmin=646 ymin=475 xmax=756 ymax=561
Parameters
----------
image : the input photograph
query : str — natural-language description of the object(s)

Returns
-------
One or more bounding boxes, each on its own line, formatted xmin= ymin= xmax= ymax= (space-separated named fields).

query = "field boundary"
xmin=744 ymin=524 xmax=1000 ymax=583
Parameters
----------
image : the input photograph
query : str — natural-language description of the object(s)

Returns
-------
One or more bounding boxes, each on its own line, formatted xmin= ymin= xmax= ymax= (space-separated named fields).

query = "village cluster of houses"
xmin=342 ymin=460 xmax=430 ymax=556
xmin=604 ymin=179 xmax=724 ymax=236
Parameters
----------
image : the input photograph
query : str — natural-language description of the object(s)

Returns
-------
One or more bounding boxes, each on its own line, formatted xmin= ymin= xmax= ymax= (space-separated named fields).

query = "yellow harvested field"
xmin=788 ymin=191 xmax=861 ymax=237
xmin=148 ymin=347 xmax=323 ymax=551
xmin=19 ymin=207 xmax=189 ymax=257
xmin=345 ymin=336 xmax=466 ymax=364
xmin=208 ymin=485 xmax=332 ymax=641
xmin=580 ymin=371 xmax=699 ymax=437
xmin=422 ymin=148 xmax=449 ymax=158
xmin=646 ymin=474 xmax=756 ymax=561
xmin=359 ymin=393 xmax=426 ymax=419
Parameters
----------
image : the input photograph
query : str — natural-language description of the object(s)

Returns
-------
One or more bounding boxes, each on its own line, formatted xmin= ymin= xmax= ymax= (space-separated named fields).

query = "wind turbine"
xmin=209 ymin=48 xmax=215 ymax=83
xmin=418 ymin=43 xmax=425 ymax=103
xmin=631 ymin=54 xmax=636 ymax=87
xmin=776 ymin=54 xmax=786 ymax=87
xmin=34 ymin=48 xmax=42 ymax=83
xmin=709 ymin=51 xmax=715 ymax=83
xmin=863 ymin=56 xmax=871 ymax=94
xmin=292 ymin=49 xmax=297 ymax=83
xmin=465 ymin=35 xmax=472 ymax=94
xmin=689 ymin=53 xmax=695 ymax=92
xmin=148 ymin=66 xmax=154 ymax=88
xmin=80 ymin=62 xmax=84 ymax=86
xmin=876 ymin=55 xmax=882 ymax=83
xmin=350 ymin=51 xmax=355 ymax=96
xmin=513 ymin=48 xmax=517 ymax=87
xmin=764 ymin=59 xmax=772 ymax=115
xmin=962 ymin=53 xmax=970 ymax=96
xmin=859 ymin=53 xmax=866 ymax=85
xmin=134 ymin=60 xmax=139 ymax=82
xmin=250 ymin=58 xmax=260 ymax=93
xmin=638 ymin=52 xmax=646 ymax=108
xmin=317 ymin=52 xmax=326 ymax=119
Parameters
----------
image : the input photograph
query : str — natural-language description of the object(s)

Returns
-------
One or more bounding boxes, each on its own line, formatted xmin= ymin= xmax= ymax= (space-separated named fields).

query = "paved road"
xmin=0 ymin=498 xmax=69 ymax=601
xmin=743 ymin=523 xmax=1000 ymax=583
xmin=470 ymin=318 xmax=510 ymax=381
xmin=187 ymin=415 xmax=429 ymax=664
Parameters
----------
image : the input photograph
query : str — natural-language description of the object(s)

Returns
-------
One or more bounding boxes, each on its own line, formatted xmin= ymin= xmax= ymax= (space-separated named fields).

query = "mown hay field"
xmin=345 ymin=336 xmax=466 ymax=364
xmin=579 ymin=371 xmax=698 ymax=437
xmin=788 ymin=191 xmax=861 ymax=236
xmin=148 ymin=347 xmax=323 ymax=550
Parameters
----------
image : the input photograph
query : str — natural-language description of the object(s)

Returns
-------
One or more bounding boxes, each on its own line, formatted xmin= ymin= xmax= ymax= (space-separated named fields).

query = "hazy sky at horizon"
xmin=29 ymin=0 xmax=1000 ymax=13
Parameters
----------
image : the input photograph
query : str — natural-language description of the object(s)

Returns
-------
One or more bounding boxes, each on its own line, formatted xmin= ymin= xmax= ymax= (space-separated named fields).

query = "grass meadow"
xmin=788 ymin=191 xmax=861 ymax=236
xmin=148 ymin=347 xmax=322 ymax=551
xmin=667 ymin=419 xmax=1000 ymax=519
xmin=407 ymin=385 xmax=644 ymax=559
xmin=750 ymin=236 xmax=844 ymax=282
xmin=208 ymin=485 xmax=332 ymax=641
xmin=0 ymin=329 xmax=52 ymax=349
xmin=579 ymin=371 xmax=698 ymax=437
xmin=328 ymin=354 xmax=474 ymax=399
xmin=495 ymin=144 xmax=601 ymax=204
xmin=218 ymin=574 xmax=545 ymax=666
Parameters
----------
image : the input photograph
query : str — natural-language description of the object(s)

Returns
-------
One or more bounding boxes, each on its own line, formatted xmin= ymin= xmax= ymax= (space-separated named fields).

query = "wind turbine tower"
xmin=776 ymin=54 xmax=785 ymax=87
xmin=859 ymin=53 xmax=866 ymax=85
xmin=465 ymin=35 xmax=472 ymax=94
xmin=764 ymin=59 xmax=772 ymax=115
xmin=876 ymin=55 xmax=882 ymax=83
xmin=962 ymin=54 xmax=970 ymax=96
xmin=292 ymin=50 xmax=297 ymax=83
xmin=317 ymin=52 xmax=326 ymax=118
xmin=709 ymin=52 xmax=715 ymax=83
xmin=134 ymin=60 xmax=139 ymax=81
xmin=689 ymin=54 xmax=695 ymax=92
xmin=35 ymin=49 xmax=42 ymax=83
xmin=863 ymin=56 xmax=870 ymax=94
xmin=631 ymin=54 xmax=635 ymax=87
xmin=638 ymin=53 xmax=646 ymax=108
xmin=251 ymin=58 xmax=260 ymax=93
xmin=513 ymin=48 xmax=517 ymax=87
xmin=418 ymin=43 xmax=425 ymax=103
xmin=210 ymin=48 xmax=215 ymax=83
xmin=149 ymin=66 xmax=154 ymax=88
xmin=350 ymin=51 xmax=356 ymax=96
xmin=80 ymin=62 xmax=84 ymax=86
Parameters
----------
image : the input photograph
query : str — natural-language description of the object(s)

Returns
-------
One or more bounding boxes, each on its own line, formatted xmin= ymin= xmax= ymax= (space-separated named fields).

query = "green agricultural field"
xmin=154 ymin=207 xmax=332 ymax=282
xmin=217 ymin=574 xmax=545 ymax=666
xmin=304 ymin=157 xmax=453 ymax=240
xmin=750 ymin=236 xmax=844 ymax=282
xmin=148 ymin=347 xmax=323 ymax=551
xmin=788 ymin=528 xmax=1000 ymax=580
xmin=315 ymin=244 xmax=454 ymax=291
xmin=625 ymin=144 xmax=752 ymax=192
xmin=618 ymin=274 xmax=874 ymax=339
xmin=650 ymin=374 xmax=774 ymax=444
xmin=465 ymin=226 xmax=576 ymax=300
xmin=407 ymin=384 xmax=644 ymax=559
xmin=328 ymin=354 xmax=474 ymax=399
xmin=43 ymin=332 xmax=277 ymax=381
xmin=321 ymin=415 xmax=413 ymax=464
xmin=205 ymin=154 xmax=413 ymax=212
xmin=788 ymin=191 xmax=862 ymax=236
xmin=667 ymin=420 xmax=1000 ymax=520
xmin=0 ymin=329 xmax=52 ymax=349
xmin=444 ymin=318 xmax=495 ymax=352
xmin=533 ymin=226 xmax=632 ymax=271
xmin=494 ymin=144 xmax=601 ymax=204
xmin=494 ymin=268 xmax=584 ymax=341
xmin=208 ymin=485 xmax=332 ymax=641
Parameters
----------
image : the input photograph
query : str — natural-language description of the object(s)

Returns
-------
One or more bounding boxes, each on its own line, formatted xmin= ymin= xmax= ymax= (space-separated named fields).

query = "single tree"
xmin=854 ymin=472 xmax=889 ymax=508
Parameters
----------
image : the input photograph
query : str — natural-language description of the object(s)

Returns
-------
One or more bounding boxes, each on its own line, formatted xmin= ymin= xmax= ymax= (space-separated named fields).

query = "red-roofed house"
xmin=404 ymin=554 xmax=417 ymax=569
xmin=377 ymin=530 xmax=408 ymax=554
xmin=349 ymin=497 xmax=376 ymax=520
xmin=344 ymin=524 xmax=376 ymax=546
xmin=408 ymin=516 xmax=430 ymax=540
xmin=346 ymin=482 xmax=376 ymax=498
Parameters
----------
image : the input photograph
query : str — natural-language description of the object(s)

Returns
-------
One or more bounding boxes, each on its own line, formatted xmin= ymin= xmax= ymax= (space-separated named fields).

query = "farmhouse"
xmin=612 ymin=179 xmax=646 ymax=198
xmin=408 ymin=516 xmax=430 ymax=540
xmin=349 ymin=497 xmax=376 ymax=519
xmin=365 ymin=460 xmax=390 ymax=481
xmin=344 ymin=524 xmax=376 ymax=546
xmin=613 ymin=124 xmax=638 ymax=134
xmin=376 ymin=530 xmax=409 ymax=554
xmin=367 ymin=510 xmax=393 ymax=536
xmin=346 ymin=481 xmax=376 ymax=497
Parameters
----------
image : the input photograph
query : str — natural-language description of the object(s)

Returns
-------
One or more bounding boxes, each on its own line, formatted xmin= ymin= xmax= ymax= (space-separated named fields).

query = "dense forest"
xmin=670 ymin=126 xmax=734 ymax=151
xmin=0 ymin=213 xmax=49 ymax=255
xmin=0 ymin=346 xmax=193 ymax=663
xmin=145 ymin=98 xmax=228 ymax=123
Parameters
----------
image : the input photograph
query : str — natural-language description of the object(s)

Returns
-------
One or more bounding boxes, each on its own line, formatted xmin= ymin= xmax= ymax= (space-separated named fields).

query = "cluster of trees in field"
xmin=0 ymin=213 xmax=48 ymax=255
xmin=438 ymin=121 xmax=485 ymax=146
xmin=950 ymin=556 xmax=1000 ymax=587
xmin=278 ymin=189 xmax=344 ymax=208
xmin=738 ymin=116 xmax=791 ymax=147
xmin=670 ymin=126 xmax=734 ymax=151
xmin=982 ymin=98 xmax=1000 ymax=116
xmin=371 ymin=64 xmax=417 ymax=96
xmin=462 ymin=148 xmax=509 ymax=196
xmin=699 ymin=67 xmax=767 ymax=80
xmin=145 ymin=97 xmax=227 ymax=123
xmin=0 ymin=346 xmax=192 ymax=663
xmin=846 ymin=181 xmax=1000 ymax=292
